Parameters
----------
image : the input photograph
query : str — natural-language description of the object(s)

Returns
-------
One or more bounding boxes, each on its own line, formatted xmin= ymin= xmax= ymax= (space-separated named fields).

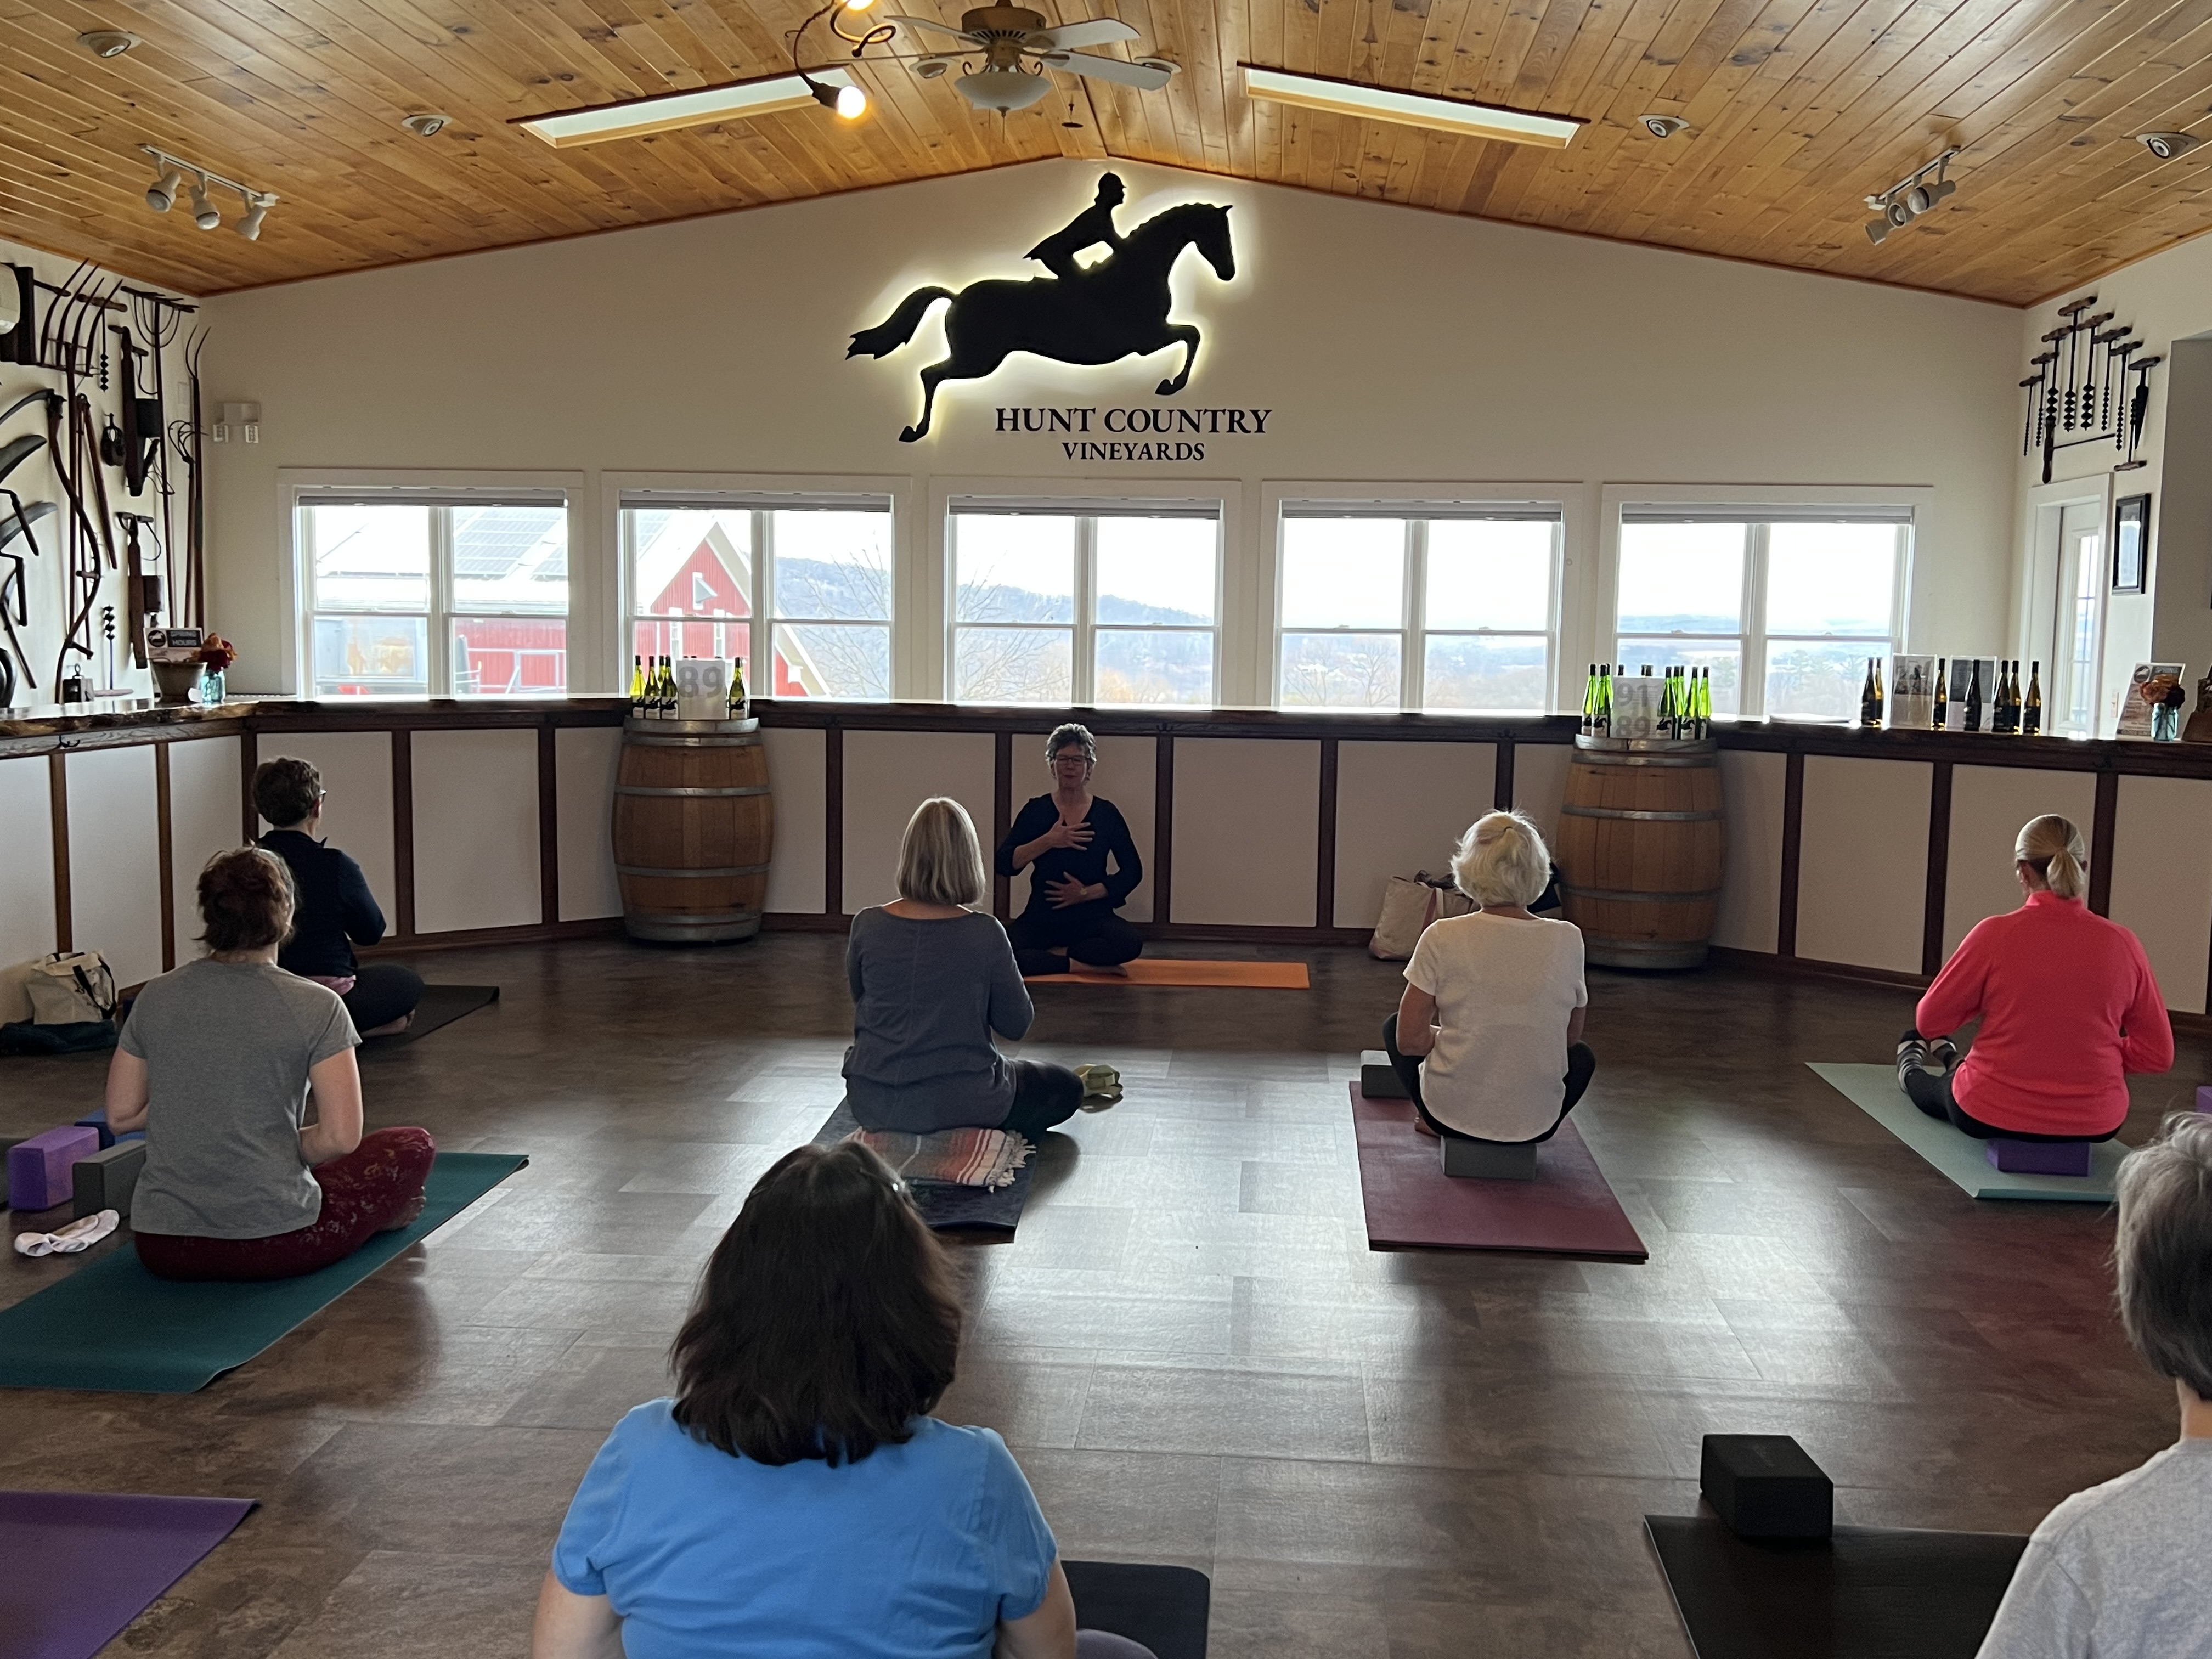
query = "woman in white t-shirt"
xmin=1383 ymin=811 xmax=1594 ymax=1144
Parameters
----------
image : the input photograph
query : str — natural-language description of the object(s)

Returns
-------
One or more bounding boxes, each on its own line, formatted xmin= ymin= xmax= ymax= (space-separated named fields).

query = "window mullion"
xmin=1074 ymin=515 xmax=1097 ymax=704
xmin=1741 ymin=522 xmax=1768 ymax=720
xmin=1402 ymin=519 xmax=1425 ymax=710
xmin=430 ymin=506 xmax=454 ymax=695
xmin=754 ymin=510 xmax=774 ymax=696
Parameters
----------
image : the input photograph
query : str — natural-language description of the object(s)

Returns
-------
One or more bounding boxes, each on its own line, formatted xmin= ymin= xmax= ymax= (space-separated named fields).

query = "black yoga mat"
xmin=811 ymin=1102 xmax=1035 ymax=1235
xmin=360 ymin=984 xmax=499 ymax=1052
xmin=1645 ymin=1515 xmax=2028 ymax=1659
xmin=1065 ymin=1561 xmax=1210 ymax=1659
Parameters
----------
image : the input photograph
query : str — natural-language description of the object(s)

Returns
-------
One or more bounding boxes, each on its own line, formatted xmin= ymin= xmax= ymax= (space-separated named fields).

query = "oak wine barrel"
xmin=612 ymin=717 xmax=773 ymax=944
xmin=1554 ymin=736 xmax=1725 ymax=970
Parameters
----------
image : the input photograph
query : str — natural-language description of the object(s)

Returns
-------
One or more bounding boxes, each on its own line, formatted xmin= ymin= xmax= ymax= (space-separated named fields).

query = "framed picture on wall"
xmin=2112 ymin=493 xmax=2150 ymax=594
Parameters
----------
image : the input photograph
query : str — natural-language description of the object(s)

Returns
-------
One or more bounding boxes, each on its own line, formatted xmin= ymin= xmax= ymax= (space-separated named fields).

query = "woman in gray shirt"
xmin=107 ymin=847 xmax=437 ymax=1283
xmin=843 ymin=799 xmax=1087 ymax=1139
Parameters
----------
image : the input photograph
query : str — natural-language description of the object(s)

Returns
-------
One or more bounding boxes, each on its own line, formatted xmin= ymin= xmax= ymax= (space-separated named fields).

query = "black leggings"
xmin=997 ymin=1059 xmax=1086 ymax=1141
xmin=1382 ymin=1013 xmax=1595 ymax=1145
xmin=1900 ymin=1053 xmax=2118 ymax=1144
xmin=344 ymin=964 xmax=424 ymax=1034
xmin=1008 ymin=903 xmax=1144 ymax=978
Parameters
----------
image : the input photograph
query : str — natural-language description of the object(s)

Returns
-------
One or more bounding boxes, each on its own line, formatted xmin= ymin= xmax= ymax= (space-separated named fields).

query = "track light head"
xmin=1864 ymin=215 xmax=1892 ymax=245
xmin=400 ymin=112 xmax=451 ymax=137
xmin=188 ymin=173 xmax=221 ymax=230
xmin=77 ymin=30 xmax=139 ymax=58
xmin=235 ymin=193 xmax=274 ymax=240
xmin=145 ymin=166 xmax=185 ymax=212
xmin=1640 ymin=114 xmax=1688 ymax=139
xmin=915 ymin=55 xmax=953 ymax=78
xmin=2137 ymin=131 xmax=2202 ymax=160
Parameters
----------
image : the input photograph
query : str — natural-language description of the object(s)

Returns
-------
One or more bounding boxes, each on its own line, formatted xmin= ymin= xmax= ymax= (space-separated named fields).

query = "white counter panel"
xmin=261 ymin=731 xmax=398 ymax=918
xmin=2108 ymin=774 xmax=2212 ymax=1013
xmin=554 ymin=725 xmax=623 ymax=922
xmin=66 ymin=745 xmax=163 ymax=990
xmin=1944 ymin=764 xmax=2097 ymax=959
xmin=412 ymin=727 xmax=543 ymax=934
xmin=1713 ymin=749 xmax=1786 ymax=954
xmin=1006 ymin=730 xmax=1156 ymax=924
xmin=1332 ymin=740 xmax=1495 ymax=930
xmin=0 ymin=754 xmax=57 ymax=1020
xmin=1509 ymin=742 xmax=1573 ymax=848
xmin=1172 ymin=738 xmax=1319 ymax=928
xmin=760 ymin=727 xmax=825 ymax=915
xmin=168 ymin=735 xmax=246 ymax=956
xmin=842 ymin=730 xmax=994 ymax=914
xmin=1797 ymin=755 xmax=1928 ymax=974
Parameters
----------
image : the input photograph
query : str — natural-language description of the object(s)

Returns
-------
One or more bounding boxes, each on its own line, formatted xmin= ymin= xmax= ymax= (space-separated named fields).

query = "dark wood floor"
xmin=2 ymin=936 xmax=2200 ymax=1658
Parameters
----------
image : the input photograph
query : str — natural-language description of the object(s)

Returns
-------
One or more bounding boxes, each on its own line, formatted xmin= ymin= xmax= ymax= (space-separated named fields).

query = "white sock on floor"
xmin=13 ymin=1209 xmax=119 ymax=1257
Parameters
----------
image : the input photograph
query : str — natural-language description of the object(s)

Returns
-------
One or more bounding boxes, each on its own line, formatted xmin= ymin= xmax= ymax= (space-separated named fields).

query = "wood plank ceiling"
xmin=3 ymin=0 xmax=2211 ymax=303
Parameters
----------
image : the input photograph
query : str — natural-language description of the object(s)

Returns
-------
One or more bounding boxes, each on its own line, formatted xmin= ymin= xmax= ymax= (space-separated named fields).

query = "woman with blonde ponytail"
xmin=1898 ymin=815 xmax=2172 ymax=1142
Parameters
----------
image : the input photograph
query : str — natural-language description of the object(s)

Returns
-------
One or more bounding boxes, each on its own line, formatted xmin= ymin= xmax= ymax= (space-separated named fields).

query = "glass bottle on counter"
xmin=1964 ymin=661 xmax=1984 ymax=732
xmin=1660 ymin=668 xmax=1680 ymax=738
xmin=1993 ymin=661 xmax=2018 ymax=735
xmin=2008 ymin=661 xmax=2027 ymax=733
xmin=1933 ymin=659 xmax=1949 ymax=730
xmin=654 ymin=656 xmax=676 ymax=719
xmin=1859 ymin=658 xmax=1882 ymax=729
xmin=2023 ymin=662 xmax=2043 ymax=736
xmin=727 ymin=658 xmax=747 ymax=718
xmin=628 ymin=654 xmax=645 ymax=714
xmin=1596 ymin=664 xmax=1613 ymax=737
xmin=1693 ymin=667 xmax=1711 ymax=738
xmin=1581 ymin=663 xmax=1598 ymax=735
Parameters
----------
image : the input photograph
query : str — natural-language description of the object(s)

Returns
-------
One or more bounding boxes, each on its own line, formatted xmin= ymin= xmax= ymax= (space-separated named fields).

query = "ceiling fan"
xmin=889 ymin=7 xmax=1178 ymax=113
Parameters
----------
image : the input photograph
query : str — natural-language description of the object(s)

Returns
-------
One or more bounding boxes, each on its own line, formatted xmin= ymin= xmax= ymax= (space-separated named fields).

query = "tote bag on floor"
xmin=25 ymin=951 xmax=117 ymax=1025
xmin=1369 ymin=874 xmax=1473 ymax=960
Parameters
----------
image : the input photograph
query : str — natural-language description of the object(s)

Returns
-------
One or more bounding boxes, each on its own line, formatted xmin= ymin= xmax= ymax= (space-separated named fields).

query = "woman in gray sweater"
xmin=843 ymin=798 xmax=1086 ymax=1139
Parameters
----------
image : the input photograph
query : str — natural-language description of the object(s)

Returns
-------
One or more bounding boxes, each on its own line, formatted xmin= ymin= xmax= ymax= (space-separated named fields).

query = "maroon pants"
xmin=135 ymin=1127 xmax=437 ymax=1283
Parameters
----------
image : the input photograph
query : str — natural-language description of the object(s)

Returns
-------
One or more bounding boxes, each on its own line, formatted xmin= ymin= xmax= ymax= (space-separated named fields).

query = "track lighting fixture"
xmin=77 ymin=29 xmax=139 ymax=58
xmin=2136 ymin=131 xmax=2202 ymax=160
xmin=806 ymin=76 xmax=869 ymax=118
xmin=139 ymin=146 xmax=279 ymax=240
xmin=1640 ymin=114 xmax=1688 ymax=139
xmin=400 ymin=112 xmax=451 ymax=137
xmin=1863 ymin=148 xmax=1960 ymax=246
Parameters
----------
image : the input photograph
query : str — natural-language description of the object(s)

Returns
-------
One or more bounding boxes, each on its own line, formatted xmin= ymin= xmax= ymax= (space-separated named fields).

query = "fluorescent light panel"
xmin=516 ymin=69 xmax=859 ymax=147
xmin=1240 ymin=65 xmax=1581 ymax=149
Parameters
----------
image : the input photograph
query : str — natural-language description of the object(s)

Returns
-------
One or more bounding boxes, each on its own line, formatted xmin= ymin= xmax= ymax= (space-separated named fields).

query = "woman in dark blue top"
xmin=993 ymin=725 xmax=1144 ymax=977
xmin=252 ymin=758 xmax=422 ymax=1036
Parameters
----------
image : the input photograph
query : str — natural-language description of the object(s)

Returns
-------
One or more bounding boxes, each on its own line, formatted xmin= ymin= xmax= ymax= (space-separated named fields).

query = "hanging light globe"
xmin=956 ymin=67 xmax=1050 ymax=112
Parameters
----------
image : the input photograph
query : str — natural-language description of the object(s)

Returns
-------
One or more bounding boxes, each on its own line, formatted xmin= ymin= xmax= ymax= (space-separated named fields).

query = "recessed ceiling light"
xmin=1239 ymin=64 xmax=1582 ymax=148
xmin=2137 ymin=131 xmax=2202 ymax=159
xmin=77 ymin=30 xmax=139 ymax=58
xmin=512 ymin=69 xmax=861 ymax=146
xmin=1640 ymin=114 xmax=1689 ymax=139
xmin=400 ymin=113 xmax=451 ymax=138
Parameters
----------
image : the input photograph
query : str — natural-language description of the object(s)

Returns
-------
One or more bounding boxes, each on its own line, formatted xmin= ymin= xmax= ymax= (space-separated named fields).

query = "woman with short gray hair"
xmin=994 ymin=723 xmax=1145 ymax=977
xmin=1974 ymin=1112 xmax=2212 ymax=1656
xmin=1383 ymin=811 xmax=1595 ymax=1145
xmin=843 ymin=798 xmax=1087 ymax=1140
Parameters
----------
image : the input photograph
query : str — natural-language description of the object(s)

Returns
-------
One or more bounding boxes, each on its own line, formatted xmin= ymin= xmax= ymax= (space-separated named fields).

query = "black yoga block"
xmin=1701 ymin=1434 xmax=1833 ymax=1539
xmin=72 ymin=1140 xmax=145 ymax=1220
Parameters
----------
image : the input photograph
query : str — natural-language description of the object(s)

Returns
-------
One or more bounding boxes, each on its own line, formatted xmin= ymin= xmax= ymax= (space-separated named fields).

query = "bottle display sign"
xmin=1891 ymin=655 xmax=1937 ymax=732
xmin=674 ymin=657 xmax=730 ymax=721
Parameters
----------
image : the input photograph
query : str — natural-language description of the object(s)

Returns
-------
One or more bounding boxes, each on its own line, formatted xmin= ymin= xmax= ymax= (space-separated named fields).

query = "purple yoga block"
xmin=1986 ymin=1138 xmax=2094 ymax=1177
xmin=8 ymin=1125 xmax=101 ymax=1211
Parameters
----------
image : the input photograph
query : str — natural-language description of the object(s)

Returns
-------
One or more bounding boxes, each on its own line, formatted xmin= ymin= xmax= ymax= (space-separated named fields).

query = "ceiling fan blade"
xmin=1023 ymin=18 xmax=1139 ymax=50
xmin=1045 ymin=49 xmax=1172 ymax=89
xmin=888 ymin=13 xmax=981 ymax=41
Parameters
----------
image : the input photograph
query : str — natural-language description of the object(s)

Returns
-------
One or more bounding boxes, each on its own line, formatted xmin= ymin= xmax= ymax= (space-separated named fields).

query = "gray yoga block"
xmin=1700 ymin=1434 xmax=1833 ymax=1539
xmin=1440 ymin=1135 xmax=1538 ymax=1180
xmin=72 ymin=1140 xmax=145 ymax=1219
xmin=1359 ymin=1050 xmax=1409 ymax=1099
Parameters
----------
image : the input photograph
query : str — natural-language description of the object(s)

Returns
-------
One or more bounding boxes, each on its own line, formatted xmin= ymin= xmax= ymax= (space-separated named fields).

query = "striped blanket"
xmin=848 ymin=1126 xmax=1032 ymax=1190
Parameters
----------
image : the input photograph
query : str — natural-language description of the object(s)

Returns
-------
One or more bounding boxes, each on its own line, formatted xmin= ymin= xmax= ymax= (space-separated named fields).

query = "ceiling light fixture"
xmin=2136 ymin=131 xmax=2202 ymax=160
xmin=139 ymin=145 xmax=279 ymax=239
xmin=1239 ymin=64 xmax=1583 ymax=148
xmin=512 ymin=67 xmax=862 ymax=145
xmin=1640 ymin=114 xmax=1688 ymax=139
xmin=1863 ymin=148 xmax=1959 ymax=246
xmin=400 ymin=112 xmax=451 ymax=137
xmin=77 ymin=29 xmax=139 ymax=58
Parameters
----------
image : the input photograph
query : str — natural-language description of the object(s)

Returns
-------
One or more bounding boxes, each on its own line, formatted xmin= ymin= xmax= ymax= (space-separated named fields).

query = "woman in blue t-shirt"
xmin=533 ymin=1141 xmax=1155 ymax=1659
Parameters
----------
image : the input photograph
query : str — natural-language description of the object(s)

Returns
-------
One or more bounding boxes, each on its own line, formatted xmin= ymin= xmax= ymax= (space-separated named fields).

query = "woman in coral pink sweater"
xmin=1898 ymin=814 xmax=2172 ymax=1142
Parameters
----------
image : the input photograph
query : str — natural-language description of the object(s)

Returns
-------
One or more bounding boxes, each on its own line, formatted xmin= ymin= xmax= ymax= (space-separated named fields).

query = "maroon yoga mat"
xmin=1350 ymin=1084 xmax=1647 ymax=1261
xmin=0 ymin=1489 xmax=256 ymax=1659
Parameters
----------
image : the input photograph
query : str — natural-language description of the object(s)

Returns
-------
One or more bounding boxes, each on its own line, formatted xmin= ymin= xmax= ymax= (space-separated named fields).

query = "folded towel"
xmin=1074 ymin=1063 xmax=1123 ymax=1111
xmin=849 ymin=1127 xmax=1031 ymax=1190
xmin=14 ymin=1209 xmax=118 ymax=1258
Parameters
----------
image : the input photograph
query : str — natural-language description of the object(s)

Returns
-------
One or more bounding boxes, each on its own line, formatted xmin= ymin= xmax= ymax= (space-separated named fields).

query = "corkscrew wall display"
xmin=2022 ymin=292 xmax=2161 ymax=482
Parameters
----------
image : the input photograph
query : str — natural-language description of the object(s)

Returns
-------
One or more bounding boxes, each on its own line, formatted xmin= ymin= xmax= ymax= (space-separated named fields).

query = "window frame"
xmin=935 ymin=479 xmax=1232 ymax=707
xmin=1265 ymin=486 xmax=1573 ymax=714
xmin=283 ymin=471 xmax=583 ymax=698
xmin=1601 ymin=484 xmax=1926 ymax=723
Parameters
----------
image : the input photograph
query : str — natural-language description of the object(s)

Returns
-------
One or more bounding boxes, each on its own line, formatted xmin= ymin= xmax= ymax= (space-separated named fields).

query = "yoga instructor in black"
xmin=995 ymin=724 xmax=1144 ymax=977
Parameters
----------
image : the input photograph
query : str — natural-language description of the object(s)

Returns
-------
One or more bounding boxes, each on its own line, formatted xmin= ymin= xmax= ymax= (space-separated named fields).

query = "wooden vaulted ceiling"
xmin=3 ymin=0 xmax=2211 ymax=303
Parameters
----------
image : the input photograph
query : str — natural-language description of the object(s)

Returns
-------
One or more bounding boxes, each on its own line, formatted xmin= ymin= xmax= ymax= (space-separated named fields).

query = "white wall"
xmin=201 ymin=160 xmax=2023 ymax=703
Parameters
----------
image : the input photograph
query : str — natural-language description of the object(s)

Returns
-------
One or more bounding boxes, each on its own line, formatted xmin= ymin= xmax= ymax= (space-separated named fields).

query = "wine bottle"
xmin=1933 ymin=658 xmax=1948 ymax=730
xmin=1696 ymin=667 xmax=1711 ymax=737
xmin=2023 ymin=661 xmax=2043 ymax=736
xmin=629 ymin=654 xmax=645 ymax=710
xmin=1860 ymin=657 xmax=1881 ymax=729
xmin=727 ymin=657 xmax=747 ymax=717
xmin=2008 ymin=659 xmax=2026 ymax=734
xmin=1992 ymin=660 xmax=2016 ymax=735
xmin=1581 ymin=663 xmax=1596 ymax=735
xmin=1965 ymin=661 xmax=1984 ymax=732
xmin=655 ymin=656 xmax=675 ymax=719
xmin=1872 ymin=658 xmax=1885 ymax=729
xmin=1660 ymin=668 xmax=1677 ymax=738
xmin=1598 ymin=664 xmax=1613 ymax=737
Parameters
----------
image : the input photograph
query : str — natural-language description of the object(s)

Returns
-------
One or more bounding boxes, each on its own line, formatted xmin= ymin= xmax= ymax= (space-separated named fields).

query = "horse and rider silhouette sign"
xmin=847 ymin=173 xmax=1265 ymax=453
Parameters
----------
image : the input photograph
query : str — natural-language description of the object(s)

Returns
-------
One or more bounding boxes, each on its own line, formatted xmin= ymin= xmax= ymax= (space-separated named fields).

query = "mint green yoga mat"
xmin=1809 ymin=1063 xmax=2126 ymax=1203
xmin=0 ymin=1152 xmax=526 ymax=1394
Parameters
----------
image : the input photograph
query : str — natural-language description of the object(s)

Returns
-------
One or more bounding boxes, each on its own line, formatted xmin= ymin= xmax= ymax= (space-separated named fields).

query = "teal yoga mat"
xmin=0 ymin=1152 xmax=526 ymax=1393
xmin=1809 ymin=1063 xmax=2126 ymax=1203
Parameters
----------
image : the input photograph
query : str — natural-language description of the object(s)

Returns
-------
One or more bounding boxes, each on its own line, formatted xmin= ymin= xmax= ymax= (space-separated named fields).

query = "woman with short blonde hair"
xmin=843 ymin=799 xmax=1090 ymax=1139
xmin=1899 ymin=814 xmax=2170 ymax=1142
xmin=1384 ymin=811 xmax=1595 ymax=1146
xmin=994 ymin=724 xmax=1146 ymax=977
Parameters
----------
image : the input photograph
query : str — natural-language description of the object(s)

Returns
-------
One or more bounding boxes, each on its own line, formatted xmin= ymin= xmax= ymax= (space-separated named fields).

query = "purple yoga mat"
xmin=0 ymin=1489 xmax=256 ymax=1659
xmin=1350 ymin=1084 xmax=1647 ymax=1262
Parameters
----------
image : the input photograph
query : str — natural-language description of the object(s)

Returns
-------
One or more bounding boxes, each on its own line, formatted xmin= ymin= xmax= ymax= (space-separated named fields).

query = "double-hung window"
xmin=1613 ymin=506 xmax=1910 ymax=720
xmin=298 ymin=490 xmax=569 ymax=696
xmin=619 ymin=492 xmax=893 ymax=698
xmin=949 ymin=499 xmax=1220 ymax=705
xmin=1276 ymin=503 xmax=1561 ymax=711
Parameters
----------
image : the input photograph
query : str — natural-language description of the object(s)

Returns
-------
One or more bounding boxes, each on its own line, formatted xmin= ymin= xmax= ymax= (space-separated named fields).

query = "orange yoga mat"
xmin=1024 ymin=958 xmax=1311 ymax=989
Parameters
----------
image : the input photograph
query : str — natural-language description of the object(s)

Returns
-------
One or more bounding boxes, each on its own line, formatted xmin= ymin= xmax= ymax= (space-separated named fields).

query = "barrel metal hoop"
xmin=1564 ymin=885 xmax=1723 ymax=905
xmin=617 ymin=863 xmax=771 ymax=879
xmin=614 ymin=785 xmax=772 ymax=798
xmin=620 ymin=909 xmax=764 ymax=925
xmin=620 ymin=733 xmax=764 ymax=748
xmin=1569 ymin=752 xmax=1717 ymax=768
xmin=1559 ymin=804 xmax=1721 ymax=822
